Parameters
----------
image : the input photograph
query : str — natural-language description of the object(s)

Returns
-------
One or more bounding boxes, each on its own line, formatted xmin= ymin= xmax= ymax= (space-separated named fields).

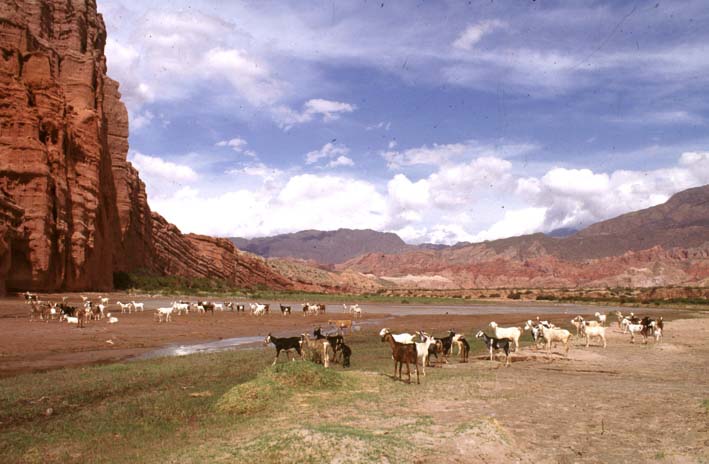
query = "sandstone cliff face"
xmin=0 ymin=0 xmax=294 ymax=294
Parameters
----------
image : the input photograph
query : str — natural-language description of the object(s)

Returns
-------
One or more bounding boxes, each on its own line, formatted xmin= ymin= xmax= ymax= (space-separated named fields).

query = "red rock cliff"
xmin=0 ymin=0 xmax=294 ymax=294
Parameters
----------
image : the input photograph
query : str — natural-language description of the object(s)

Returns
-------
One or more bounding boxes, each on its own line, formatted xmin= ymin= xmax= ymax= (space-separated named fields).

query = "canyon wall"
xmin=0 ymin=0 xmax=294 ymax=294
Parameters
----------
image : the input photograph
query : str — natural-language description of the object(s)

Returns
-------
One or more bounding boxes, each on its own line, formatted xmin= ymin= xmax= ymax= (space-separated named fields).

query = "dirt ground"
xmin=430 ymin=317 xmax=709 ymax=463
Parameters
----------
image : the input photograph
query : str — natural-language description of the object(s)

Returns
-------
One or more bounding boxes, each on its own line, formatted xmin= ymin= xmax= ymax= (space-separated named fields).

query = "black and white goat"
xmin=475 ymin=330 xmax=511 ymax=366
xmin=264 ymin=333 xmax=303 ymax=365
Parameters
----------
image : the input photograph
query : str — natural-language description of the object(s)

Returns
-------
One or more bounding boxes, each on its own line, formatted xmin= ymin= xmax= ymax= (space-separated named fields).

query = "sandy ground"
xmin=427 ymin=317 xmax=709 ymax=463
xmin=0 ymin=292 xmax=579 ymax=376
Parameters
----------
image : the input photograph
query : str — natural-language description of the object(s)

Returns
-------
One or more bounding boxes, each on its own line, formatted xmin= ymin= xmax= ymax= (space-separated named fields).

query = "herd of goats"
xmin=267 ymin=310 xmax=665 ymax=384
xmin=22 ymin=292 xmax=664 ymax=384
xmin=23 ymin=291 xmax=364 ymax=326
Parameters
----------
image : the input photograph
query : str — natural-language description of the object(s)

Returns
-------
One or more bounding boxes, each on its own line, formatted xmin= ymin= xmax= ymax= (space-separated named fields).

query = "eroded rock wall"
xmin=0 ymin=0 xmax=295 ymax=294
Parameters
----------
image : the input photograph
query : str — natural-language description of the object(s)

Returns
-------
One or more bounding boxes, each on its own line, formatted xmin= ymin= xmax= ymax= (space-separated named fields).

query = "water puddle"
xmin=134 ymin=336 xmax=264 ymax=360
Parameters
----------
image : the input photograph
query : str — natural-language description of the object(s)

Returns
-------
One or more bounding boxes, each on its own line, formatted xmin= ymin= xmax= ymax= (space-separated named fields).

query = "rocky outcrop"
xmin=0 ymin=0 xmax=295 ymax=294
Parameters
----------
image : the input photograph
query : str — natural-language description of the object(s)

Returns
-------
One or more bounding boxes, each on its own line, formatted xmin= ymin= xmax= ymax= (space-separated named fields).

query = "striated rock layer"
xmin=0 ymin=0 xmax=295 ymax=294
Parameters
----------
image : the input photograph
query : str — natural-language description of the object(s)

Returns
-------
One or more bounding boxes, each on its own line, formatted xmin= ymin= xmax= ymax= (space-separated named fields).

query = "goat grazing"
xmin=382 ymin=332 xmax=419 ymax=384
xmin=488 ymin=322 xmax=522 ymax=352
xmin=475 ymin=330 xmax=511 ymax=366
xmin=264 ymin=333 xmax=303 ymax=365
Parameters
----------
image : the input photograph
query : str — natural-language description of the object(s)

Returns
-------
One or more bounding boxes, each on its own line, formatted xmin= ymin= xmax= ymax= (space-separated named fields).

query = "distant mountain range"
xmin=230 ymin=229 xmax=410 ymax=265
xmin=234 ymin=185 xmax=709 ymax=289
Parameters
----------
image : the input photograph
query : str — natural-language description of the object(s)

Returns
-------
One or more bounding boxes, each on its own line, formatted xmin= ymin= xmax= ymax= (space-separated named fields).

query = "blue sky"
xmin=98 ymin=0 xmax=709 ymax=244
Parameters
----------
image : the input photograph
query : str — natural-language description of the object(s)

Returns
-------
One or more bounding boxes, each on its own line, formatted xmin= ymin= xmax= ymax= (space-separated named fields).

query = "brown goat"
xmin=382 ymin=332 xmax=419 ymax=384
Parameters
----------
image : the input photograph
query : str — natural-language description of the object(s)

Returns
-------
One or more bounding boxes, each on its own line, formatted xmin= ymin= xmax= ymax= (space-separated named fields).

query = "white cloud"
xmin=203 ymin=47 xmax=283 ymax=106
xmin=469 ymin=208 xmax=547 ymax=242
xmin=150 ymin=173 xmax=387 ymax=238
xmin=129 ymin=152 xmax=197 ymax=182
xmin=382 ymin=142 xmax=471 ymax=168
xmin=453 ymin=20 xmax=505 ymax=50
xmin=382 ymin=140 xmax=535 ymax=169
xmin=328 ymin=156 xmax=355 ymax=168
xmin=274 ymin=99 xmax=357 ymax=129
xmin=216 ymin=137 xmax=258 ymax=158
xmin=305 ymin=142 xmax=352 ymax=167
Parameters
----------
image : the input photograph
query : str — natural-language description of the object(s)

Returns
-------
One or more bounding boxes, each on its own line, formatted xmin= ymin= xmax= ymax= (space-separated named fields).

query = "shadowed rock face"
xmin=0 ymin=0 xmax=294 ymax=294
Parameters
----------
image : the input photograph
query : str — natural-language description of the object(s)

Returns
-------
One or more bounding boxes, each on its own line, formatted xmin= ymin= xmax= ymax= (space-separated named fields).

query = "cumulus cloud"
xmin=129 ymin=152 xmax=199 ymax=199
xmin=515 ymin=151 xmax=709 ymax=232
xmin=150 ymin=173 xmax=387 ymax=237
xmin=134 ymin=145 xmax=709 ymax=246
xmin=129 ymin=152 xmax=197 ymax=182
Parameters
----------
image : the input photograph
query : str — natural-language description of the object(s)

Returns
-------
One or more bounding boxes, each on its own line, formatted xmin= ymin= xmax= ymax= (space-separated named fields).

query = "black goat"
xmin=336 ymin=339 xmax=352 ymax=368
xmin=59 ymin=303 xmax=77 ymax=318
xmin=264 ymin=333 xmax=303 ymax=365
xmin=475 ymin=330 xmax=511 ymax=367
xmin=280 ymin=304 xmax=292 ymax=315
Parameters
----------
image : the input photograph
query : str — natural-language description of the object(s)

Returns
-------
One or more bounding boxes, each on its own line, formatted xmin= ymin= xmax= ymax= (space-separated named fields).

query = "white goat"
xmin=116 ymin=301 xmax=132 ymax=314
xmin=379 ymin=328 xmax=416 ymax=344
xmin=539 ymin=325 xmax=573 ymax=357
xmin=488 ymin=321 xmax=522 ymax=352
xmin=64 ymin=316 xmax=79 ymax=325
xmin=251 ymin=303 xmax=266 ymax=316
xmin=172 ymin=302 xmax=189 ymax=315
xmin=414 ymin=331 xmax=437 ymax=376
xmin=213 ymin=303 xmax=224 ymax=311
xmin=580 ymin=324 xmax=607 ymax=348
xmin=99 ymin=296 xmax=109 ymax=305
xmin=131 ymin=301 xmax=144 ymax=312
xmin=106 ymin=313 xmax=119 ymax=324
xmin=594 ymin=312 xmax=607 ymax=326
xmin=155 ymin=307 xmax=174 ymax=323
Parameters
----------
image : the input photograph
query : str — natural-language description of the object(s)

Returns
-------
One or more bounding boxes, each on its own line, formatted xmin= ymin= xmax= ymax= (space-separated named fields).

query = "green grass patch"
xmin=216 ymin=361 xmax=346 ymax=415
